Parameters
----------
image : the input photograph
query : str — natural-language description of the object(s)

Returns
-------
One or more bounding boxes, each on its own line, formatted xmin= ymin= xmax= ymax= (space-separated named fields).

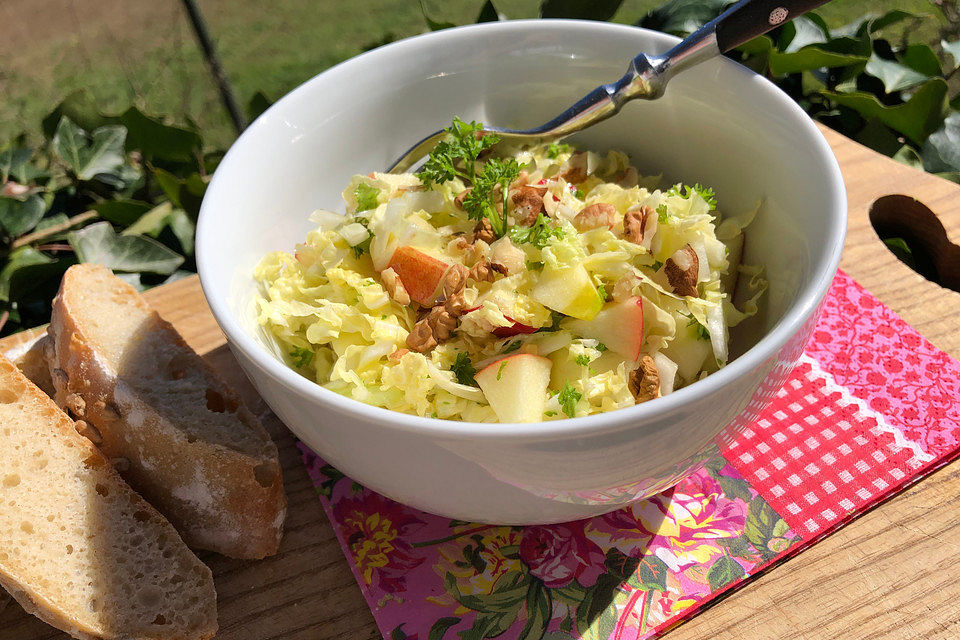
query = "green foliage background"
xmin=0 ymin=0 xmax=957 ymax=337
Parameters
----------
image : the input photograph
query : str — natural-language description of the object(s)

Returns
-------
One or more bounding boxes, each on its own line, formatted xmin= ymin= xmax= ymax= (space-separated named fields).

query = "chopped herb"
xmin=355 ymin=183 xmax=380 ymax=212
xmin=574 ymin=188 xmax=585 ymax=199
xmin=503 ymin=340 xmax=522 ymax=354
xmin=496 ymin=360 xmax=509 ymax=381
xmin=418 ymin=117 xmax=498 ymax=186
xmin=575 ymin=354 xmax=592 ymax=367
xmin=596 ymin=342 xmax=608 ymax=352
xmin=558 ymin=382 xmax=582 ymax=418
xmin=451 ymin=352 xmax=477 ymax=386
xmin=350 ymin=218 xmax=372 ymax=258
xmin=526 ymin=260 xmax=544 ymax=271
xmin=381 ymin=315 xmax=387 ymax=319
xmin=596 ymin=283 xmax=607 ymax=301
xmin=463 ymin=157 xmax=521 ymax=237
xmin=665 ymin=183 xmax=716 ymax=210
xmin=430 ymin=412 xmax=439 ymax=418
xmin=546 ymin=142 xmax=572 ymax=159
xmin=544 ymin=410 xmax=558 ymax=417
xmin=687 ymin=315 xmax=711 ymax=340
xmin=651 ymin=260 xmax=664 ymax=271
xmin=289 ymin=346 xmax=314 ymax=368
xmin=656 ymin=203 xmax=669 ymax=223
xmin=507 ymin=213 xmax=564 ymax=249
xmin=362 ymin=278 xmax=376 ymax=286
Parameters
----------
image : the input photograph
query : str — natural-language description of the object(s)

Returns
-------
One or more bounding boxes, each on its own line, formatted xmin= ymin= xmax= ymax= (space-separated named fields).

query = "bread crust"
xmin=48 ymin=265 xmax=286 ymax=559
xmin=0 ymin=355 xmax=218 ymax=640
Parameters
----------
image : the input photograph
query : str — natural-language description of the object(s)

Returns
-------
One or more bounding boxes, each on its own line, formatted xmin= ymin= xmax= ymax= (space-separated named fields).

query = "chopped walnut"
xmin=623 ymin=205 xmax=657 ymax=249
xmin=454 ymin=188 xmax=472 ymax=210
xmin=573 ymin=202 xmax=617 ymax=232
xmin=406 ymin=306 xmax=458 ymax=353
xmin=472 ymin=218 xmax=496 ymax=244
xmin=380 ymin=267 xmax=411 ymax=306
xmin=442 ymin=263 xmax=469 ymax=299
xmin=558 ymin=151 xmax=589 ymax=183
xmin=468 ymin=258 xmax=500 ymax=283
xmin=664 ymin=244 xmax=699 ymax=298
xmin=510 ymin=186 xmax=545 ymax=226
xmin=444 ymin=292 xmax=468 ymax=316
xmin=629 ymin=355 xmax=661 ymax=402
xmin=388 ymin=348 xmax=410 ymax=363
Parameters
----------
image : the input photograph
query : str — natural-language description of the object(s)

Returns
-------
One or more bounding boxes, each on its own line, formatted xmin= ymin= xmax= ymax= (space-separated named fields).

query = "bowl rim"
xmin=197 ymin=18 xmax=847 ymax=442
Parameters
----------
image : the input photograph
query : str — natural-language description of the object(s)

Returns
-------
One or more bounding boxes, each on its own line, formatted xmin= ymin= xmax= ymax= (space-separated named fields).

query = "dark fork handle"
xmin=712 ymin=0 xmax=832 ymax=53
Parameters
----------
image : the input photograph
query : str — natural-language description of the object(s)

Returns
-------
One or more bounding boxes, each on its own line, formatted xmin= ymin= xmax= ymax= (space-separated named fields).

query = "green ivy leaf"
xmin=864 ymin=55 xmax=930 ymax=93
xmin=921 ymin=112 xmax=960 ymax=173
xmin=540 ymin=0 xmax=623 ymax=21
xmin=428 ymin=617 xmax=461 ymax=640
xmin=0 ymin=247 xmax=56 ymax=302
xmin=122 ymin=202 xmax=196 ymax=255
xmin=0 ymin=146 xmax=42 ymax=184
xmin=824 ymin=78 xmax=949 ymax=144
xmin=892 ymin=144 xmax=924 ymax=170
xmin=779 ymin=15 xmax=830 ymax=52
xmin=0 ymin=195 xmax=46 ymax=237
xmin=120 ymin=107 xmax=202 ymax=162
xmin=53 ymin=118 xmax=127 ymax=181
xmin=637 ymin=0 xmax=734 ymax=36
xmin=41 ymin=89 xmax=118 ymax=140
xmin=92 ymin=200 xmax=153 ymax=226
xmin=518 ymin=579 xmax=550 ymax=640
xmin=707 ymin=555 xmax=746 ymax=591
xmin=900 ymin=43 xmax=942 ymax=77
xmin=68 ymin=221 xmax=183 ymax=275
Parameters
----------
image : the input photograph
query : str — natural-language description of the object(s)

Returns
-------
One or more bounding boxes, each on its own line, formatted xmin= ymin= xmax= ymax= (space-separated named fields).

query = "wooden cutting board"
xmin=1 ymin=125 xmax=959 ymax=640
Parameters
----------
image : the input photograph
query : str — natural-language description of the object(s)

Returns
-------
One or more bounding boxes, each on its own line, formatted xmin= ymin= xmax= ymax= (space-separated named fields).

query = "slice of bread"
xmin=0 ymin=354 xmax=217 ymax=640
xmin=3 ymin=332 xmax=55 ymax=397
xmin=48 ymin=264 xmax=286 ymax=559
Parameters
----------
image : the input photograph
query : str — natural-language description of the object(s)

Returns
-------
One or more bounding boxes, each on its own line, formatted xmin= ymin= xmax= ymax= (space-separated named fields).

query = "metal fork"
xmin=388 ymin=0 xmax=830 ymax=174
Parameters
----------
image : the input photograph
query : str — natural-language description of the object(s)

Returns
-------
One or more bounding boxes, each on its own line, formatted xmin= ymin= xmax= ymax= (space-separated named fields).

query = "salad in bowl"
xmin=254 ymin=118 xmax=766 ymax=423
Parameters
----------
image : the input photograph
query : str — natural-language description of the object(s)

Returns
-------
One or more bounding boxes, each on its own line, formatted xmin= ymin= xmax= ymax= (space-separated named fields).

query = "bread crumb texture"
xmin=0 ymin=356 xmax=217 ymax=640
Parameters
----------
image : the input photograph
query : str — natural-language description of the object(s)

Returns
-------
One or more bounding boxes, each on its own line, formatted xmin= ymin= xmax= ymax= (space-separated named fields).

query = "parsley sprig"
xmin=666 ymin=183 xmax=717 ymax=210
xmin=507 ymin=213 xmax=564 ymax=249
xmin=451 ymin=352 xmax=477 ymax=386
xmin=557 ymin=382 xmax=582 ymax=418
xmin=461 ymin=157 xmax=519 ymax=237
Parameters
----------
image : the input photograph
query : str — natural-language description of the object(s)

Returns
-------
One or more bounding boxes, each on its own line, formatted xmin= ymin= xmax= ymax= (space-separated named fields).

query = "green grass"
xmin=0 ymin=0 xmax=947 ymax=149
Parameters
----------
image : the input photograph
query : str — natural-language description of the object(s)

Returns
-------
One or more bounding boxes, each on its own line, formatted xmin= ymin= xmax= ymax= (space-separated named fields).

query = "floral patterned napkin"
xmin=298 ymin=270 xmax=960 ymax=640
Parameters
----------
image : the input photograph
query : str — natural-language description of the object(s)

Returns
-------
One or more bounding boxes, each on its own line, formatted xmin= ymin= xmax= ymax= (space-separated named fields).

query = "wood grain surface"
xmin=1 ymin=125 xmax=959 ymax=640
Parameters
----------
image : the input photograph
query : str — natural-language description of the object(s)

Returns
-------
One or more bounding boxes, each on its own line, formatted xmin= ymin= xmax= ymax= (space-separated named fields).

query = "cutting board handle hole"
xmin=869 ymin=195 xmax=960 ymax=294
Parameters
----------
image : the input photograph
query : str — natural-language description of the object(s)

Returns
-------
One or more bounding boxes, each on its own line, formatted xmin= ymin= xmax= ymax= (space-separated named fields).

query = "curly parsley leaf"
xmin=462 ymin=157 xmax=519 ymax=237
xmin=546 ymin=142 xmax=571 ymax=158
xmin=355 ymin=183 xmax=380 ymax=212
xmin=665 ymin=182 xmax=716 ymax=210
xmin=548 ymin=311 xmax=565 ymax=332
xmin=507 ymin=213 xmax=564 ymax=249
xmin=418 ymin=117 xmax=499 ymax=186
xmin=575 ymin=354 xmax=592 ymax=366
xmin=558 ymin=382 xmax=582 ymax=418
xmin=596 ymin=342 xmax=608 ymax=352
xmin=451 ymin=351 xmax=477 ymax=386
xmin=656 ymin=203 xmax=669 ymax=223
xmin=289 ymin=346 xmax=314 ymax=368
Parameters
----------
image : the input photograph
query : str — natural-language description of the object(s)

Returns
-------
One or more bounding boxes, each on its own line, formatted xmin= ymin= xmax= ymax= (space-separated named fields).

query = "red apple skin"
xmin=387 ymin=246 xmax=450 ymax=305
xmin=464 ymin=306 xmax=539 ymax=337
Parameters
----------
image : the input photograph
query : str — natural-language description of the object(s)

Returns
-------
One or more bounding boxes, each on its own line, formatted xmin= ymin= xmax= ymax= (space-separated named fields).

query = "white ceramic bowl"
xmin=197 ymin=20 xmax=845 ymax=524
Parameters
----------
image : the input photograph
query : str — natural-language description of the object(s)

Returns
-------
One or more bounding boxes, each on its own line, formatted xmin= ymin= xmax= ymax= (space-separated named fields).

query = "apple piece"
xmin=531 ymin=264 xmax=603 ymax=321
xmin=565 ymin=297 xmax=644 ymax=361
xmin=386 ymin=246 xmax=450 ymax=306
xmin=475 ymin=354 xmax=552 ymax=423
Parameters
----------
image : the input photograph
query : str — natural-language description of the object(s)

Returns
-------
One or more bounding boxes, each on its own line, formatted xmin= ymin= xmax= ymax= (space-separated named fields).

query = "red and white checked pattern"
xmin=724 ymin=355 xmax=932 ymax=540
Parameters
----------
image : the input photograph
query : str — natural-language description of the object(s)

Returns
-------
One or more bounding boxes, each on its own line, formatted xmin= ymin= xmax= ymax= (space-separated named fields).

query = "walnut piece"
xmin=472 ymin=218 xmax=496 ymax=244
xmin=380 ymin=267 xmax=411 ymax=306
xmin=558 ymin=151 xmax=589 ymax=183
xmin=511 ymin=186 xmax=545 ymax=226
xmin=442 ymin=263 xmax=469 ymax=300
xmin=468 ymin=258 xmax=507 ymax=283
xmin=573 ymin=202 xmax=617 ymax=232
xmin=629 ymin=355 xmax=660 ymax=402
xmin=664 ymin=244 xmax=699 ymax=298
xmin=623 ymin=204 xmax=657 ymax=249
xmin=406 ymin=306 xmax=459 ymax=353
xmin=388 ymin=348 xmax=410 ymax=363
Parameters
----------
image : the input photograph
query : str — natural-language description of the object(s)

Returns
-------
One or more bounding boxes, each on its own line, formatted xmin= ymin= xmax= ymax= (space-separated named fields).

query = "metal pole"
xmin=179 ymin=0 xmax=247 ymax=134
